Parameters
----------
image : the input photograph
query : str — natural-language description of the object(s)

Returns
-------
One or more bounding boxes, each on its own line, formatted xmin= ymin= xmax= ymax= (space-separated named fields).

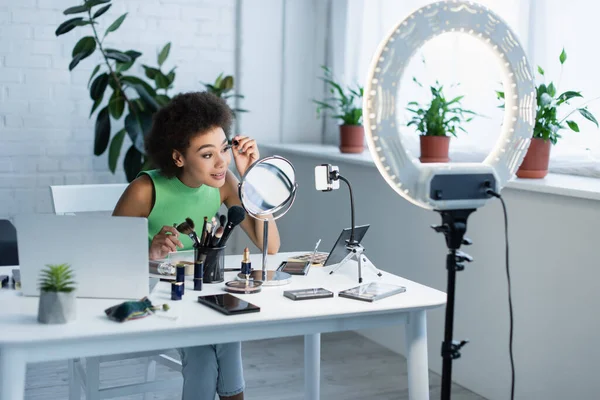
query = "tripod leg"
xmin=358 ymin=252 xmax=362 ymax=284
xmin=329 ymin=250 xmax=354 ymax=275
xmin=361 ymin=255 xmax=383 ymax=277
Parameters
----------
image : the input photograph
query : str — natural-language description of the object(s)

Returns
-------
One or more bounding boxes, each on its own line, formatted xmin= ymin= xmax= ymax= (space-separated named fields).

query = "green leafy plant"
xmin=496 ymin=48 xmax=599 ymax=145
xmin=314 ymin=66 xmax=363 ymax=126
xmin=38 ymin=264 xmax=76 ymax=293
xmin=55 ymin=0 xmax=177 ymax=181
xmin=407 ymin=79 xmax=477 ymax=137
xmin=201 ymin=73 xmax=247 ymax=116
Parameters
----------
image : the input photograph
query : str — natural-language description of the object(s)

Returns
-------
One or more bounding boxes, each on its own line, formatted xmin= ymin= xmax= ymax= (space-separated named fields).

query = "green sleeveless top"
xmin=139 ymin=169 xmax=221 ymax=251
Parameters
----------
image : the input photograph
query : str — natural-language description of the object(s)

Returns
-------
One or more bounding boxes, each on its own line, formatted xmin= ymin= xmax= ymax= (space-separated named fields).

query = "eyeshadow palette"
xmin=287 ymin=252 xmax=329 ymax=265
xmin=283 ymin=288 xmax=334 ymax=301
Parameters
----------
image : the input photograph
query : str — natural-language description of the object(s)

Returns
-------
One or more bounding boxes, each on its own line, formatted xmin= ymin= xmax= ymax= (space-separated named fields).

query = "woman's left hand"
xmin=231 ymin=135 xmax=260 ymax=177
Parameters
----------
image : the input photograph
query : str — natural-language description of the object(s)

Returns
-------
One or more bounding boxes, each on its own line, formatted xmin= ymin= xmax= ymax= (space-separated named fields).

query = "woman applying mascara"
xmin=113 ymin=91 xmax=280 ymax=400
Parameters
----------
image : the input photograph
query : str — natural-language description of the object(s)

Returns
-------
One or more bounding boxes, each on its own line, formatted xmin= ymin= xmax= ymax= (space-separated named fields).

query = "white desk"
xmin=0 ymin=252 xmax=445 ymax=400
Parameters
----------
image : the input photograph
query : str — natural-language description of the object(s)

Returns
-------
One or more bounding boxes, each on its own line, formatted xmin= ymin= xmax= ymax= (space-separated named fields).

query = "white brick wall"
xmin=0 ymin=0 xmax=235 ymax=219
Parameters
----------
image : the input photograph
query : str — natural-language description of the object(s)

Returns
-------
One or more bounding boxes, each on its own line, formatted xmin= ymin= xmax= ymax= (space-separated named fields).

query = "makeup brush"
xmin=199 ymin=216 xmax=208 ymax=247
xmin=211 ymin=226 xmax=224 ymax=247
xmin=176 ymin=217 xmax=200 ymax=246
xmin=217 ymin=206 xmax=246 ymax=247
xmin=219 ymin=214 xmax=227 ymax=229
xmin=202 ymin=223 xmax=213 ymax=247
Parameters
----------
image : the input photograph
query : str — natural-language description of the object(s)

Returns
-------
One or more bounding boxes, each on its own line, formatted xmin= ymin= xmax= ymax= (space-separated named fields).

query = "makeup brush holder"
xmin=195 ymin=245 xmax=226 ymax=284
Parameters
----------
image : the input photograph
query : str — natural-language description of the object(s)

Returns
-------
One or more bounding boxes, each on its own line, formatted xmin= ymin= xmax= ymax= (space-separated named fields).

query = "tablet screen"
xmin=197 ymin=293 xmax=260 ymax=315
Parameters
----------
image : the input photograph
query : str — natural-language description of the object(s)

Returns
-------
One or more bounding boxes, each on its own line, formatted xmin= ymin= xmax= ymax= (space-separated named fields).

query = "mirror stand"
xmin=242 ymin=218 xmax=292 ymax=286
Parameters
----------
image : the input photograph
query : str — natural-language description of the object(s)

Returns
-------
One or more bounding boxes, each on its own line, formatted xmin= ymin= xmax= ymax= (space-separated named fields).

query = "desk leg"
xmin=405 ymin=310 xmax=429 ymax=400
xmin=304 ymin=333 xmax=321 ymax=400
xmin=0 ymin=348 xmax=26 ymax=400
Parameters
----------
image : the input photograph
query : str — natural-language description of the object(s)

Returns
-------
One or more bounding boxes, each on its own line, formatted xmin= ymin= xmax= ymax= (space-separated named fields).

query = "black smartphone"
xmin=277 ymin=260 xmax=311 ymax=276
xmin=197 ymin=293 xmax=260 ymax=316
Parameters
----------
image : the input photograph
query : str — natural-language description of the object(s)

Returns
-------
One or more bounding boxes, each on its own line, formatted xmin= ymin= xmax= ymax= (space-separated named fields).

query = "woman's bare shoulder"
xmin=113 ymin=174 xmax=154 ymax=217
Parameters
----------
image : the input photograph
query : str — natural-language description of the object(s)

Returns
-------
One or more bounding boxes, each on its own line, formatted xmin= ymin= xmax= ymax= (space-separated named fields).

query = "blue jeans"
xmin=177 ymin=342 xmax=245 ymax=399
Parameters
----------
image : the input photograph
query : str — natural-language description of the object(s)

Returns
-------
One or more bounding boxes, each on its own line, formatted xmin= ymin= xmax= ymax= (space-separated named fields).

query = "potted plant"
xmin=314 ymin=66 xmax=364 ymax=153
xmin=407 ymin=79 xmax=477 ymax=162
xmin=38 ymin=263 xmax=77 ymax=324
xmin=496 ymin=49 xmax=599 ymax=178
xmin=56 ymin=0 xmax=177 ymax=182
xmin=201 ymin=73 xmax=248 ymax=117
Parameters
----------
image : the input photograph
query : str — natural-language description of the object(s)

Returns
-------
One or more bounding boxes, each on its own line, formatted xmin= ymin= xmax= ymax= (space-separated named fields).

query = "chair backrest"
xmin=0 ymin=219 xmax=19 ymax=266
xmin=50 ymin=184 xmax=129 ymax=215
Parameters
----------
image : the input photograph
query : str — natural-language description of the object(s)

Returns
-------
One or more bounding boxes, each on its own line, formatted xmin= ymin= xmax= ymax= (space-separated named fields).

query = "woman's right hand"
xmin=149 ymin=226 xmax=184 ymax=260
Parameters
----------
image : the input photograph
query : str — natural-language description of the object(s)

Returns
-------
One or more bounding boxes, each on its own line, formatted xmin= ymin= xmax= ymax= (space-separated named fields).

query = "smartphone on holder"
xmin=277 ymin=260 xmax=311 ymax=276
xmin=197 ymin=293 xmax=260 ymax=316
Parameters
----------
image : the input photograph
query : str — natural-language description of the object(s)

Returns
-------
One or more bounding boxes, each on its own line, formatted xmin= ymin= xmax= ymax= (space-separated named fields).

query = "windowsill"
xmin=262 ymin=142 xmax=600 ymax=202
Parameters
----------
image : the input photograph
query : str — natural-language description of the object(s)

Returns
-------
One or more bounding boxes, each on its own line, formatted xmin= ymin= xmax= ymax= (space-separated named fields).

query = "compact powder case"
xmin=224 ymin=280 xmax=263 ymax=294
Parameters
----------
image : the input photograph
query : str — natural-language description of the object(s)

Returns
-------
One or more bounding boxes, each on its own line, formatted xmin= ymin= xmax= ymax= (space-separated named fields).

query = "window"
xmin=333 ymin=0 xmax=600 ymax=177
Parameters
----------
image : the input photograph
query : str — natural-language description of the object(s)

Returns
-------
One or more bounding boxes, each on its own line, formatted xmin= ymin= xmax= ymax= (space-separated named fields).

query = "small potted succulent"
xmin=496 ymin=49 xmax=599 ymax=178
xmin=314 ymin=66 xmax=364 ymax=153
xmin=38 ymin=263 xmax=77 ymax=324
xmin=407 ymin=79 xmax=477 ymax=162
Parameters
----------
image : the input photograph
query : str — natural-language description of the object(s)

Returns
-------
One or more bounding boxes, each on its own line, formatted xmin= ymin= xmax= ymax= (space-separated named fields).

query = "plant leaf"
xmin=123 ymin=145 xmax=143 ymax=182
xmin=537 ymin=66 xmax=544 ymax=75
xmin=89 ymin=96 xmax=103 ymax=117
xmin=69 ymin=52 xmax=85 ymax=71
xmin=116 ymin=50 xmax=142 ymax=72
xmin=55 ymin=17 xmax=84 ymax=36
xmin=559 ymin=48 xmax=567 ymax=64
xmin=124 ymin=110 xmax=152 ymax=152
xmin=90 ymin=73 xmax=109 ymax=101
xmin=143 ymin=65 xmax=159 ymax=79
xmin=72 ymin=36 xmax=96 ymax=58
xmin=108 ymin=128 xmax=126 ymax=173
xmin=94 ymin=107 xmax=110 ymax=156
xmin=105 ymin=49 xmax=131 ymax=63
xmin=579 ymin=108 xmax=599 ymax=128
xmin=547 ymin=82 xmax=556 ymax=98
xmin=221 ymin=75 xmax=234 ymax=90
xmin=566 ymin=120 xmax=579 ymax=132
xmin=158 ymin=42 xmax=171 ymax=66
xmin=155 ymin=94 xmax=170 ymax=106
xmin=133 ymin=84 xmax=160 ymax=110
xmin=108 ymin=90 xmax=125 ymax=119
xmin=105 ymin=13 xmax=127 ymax=37
xmin=63 ymin=5 xmax=88 ymax=15
xmin=92 ymin=4 xmax=111 ymax=18
xmin=87 ymin=64 xmax=101 ymax=88
xmin=557 ymin=90 xmax=582 ymax=104
xmin=166 ymin=67 xmax=176 ymax=84
xmin=85 ymin=0 xmax=111 ymax=7
xmin=154 ymin=71 xmax=170 ymax=89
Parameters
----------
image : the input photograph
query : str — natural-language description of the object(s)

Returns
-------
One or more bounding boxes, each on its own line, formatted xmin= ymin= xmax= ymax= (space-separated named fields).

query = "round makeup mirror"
xmin=238 ymin=155 xmax=298 ymax=285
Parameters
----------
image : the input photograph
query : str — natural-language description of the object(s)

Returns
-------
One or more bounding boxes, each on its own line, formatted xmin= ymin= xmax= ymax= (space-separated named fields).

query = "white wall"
xmin=0 ymin=0 xmax=235 ymax=219
xmin=238 ymin=0 xmax=328 ymax=144
xmin=264 ymin=148 xmax=600 ymax=400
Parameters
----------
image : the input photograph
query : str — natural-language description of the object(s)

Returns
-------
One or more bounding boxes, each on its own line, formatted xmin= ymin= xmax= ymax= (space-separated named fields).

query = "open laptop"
xmin=15 ymin=214 xmax=149 ymax=299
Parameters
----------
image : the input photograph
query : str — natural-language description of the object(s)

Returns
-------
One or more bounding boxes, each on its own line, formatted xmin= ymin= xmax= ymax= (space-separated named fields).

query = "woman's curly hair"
xmin=145 ymin=91 xmax=233 ymax=178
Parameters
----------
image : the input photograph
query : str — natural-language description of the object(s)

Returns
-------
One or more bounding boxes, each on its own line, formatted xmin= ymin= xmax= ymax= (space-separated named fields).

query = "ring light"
xmin=364 ymin=0 xmax=536 ymax=211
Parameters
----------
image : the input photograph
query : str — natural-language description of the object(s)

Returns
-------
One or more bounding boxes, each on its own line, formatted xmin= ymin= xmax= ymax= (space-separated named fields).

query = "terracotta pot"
xmin=516 ymin=138 xmax=551 ymax=179
xmin=419 ymin=135 xmax=450 ymax=163
xmin=339 ymin=125 xmax=364 ymax=154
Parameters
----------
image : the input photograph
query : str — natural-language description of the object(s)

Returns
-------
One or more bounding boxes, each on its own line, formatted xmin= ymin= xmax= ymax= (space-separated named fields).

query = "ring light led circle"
xmin=363 ymin=0 xmax=536 ymax=210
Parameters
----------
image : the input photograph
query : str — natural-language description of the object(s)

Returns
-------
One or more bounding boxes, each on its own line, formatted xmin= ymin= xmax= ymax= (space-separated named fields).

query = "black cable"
xmin=337 ymin=175 xmax=355 ymax=244
xmin=487 ymin=189 xmax=515 ymax=400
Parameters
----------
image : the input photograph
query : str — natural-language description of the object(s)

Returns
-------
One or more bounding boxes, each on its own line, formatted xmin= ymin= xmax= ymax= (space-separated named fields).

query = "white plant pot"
xmin=38 ymin=291 xmax=76 ymax=324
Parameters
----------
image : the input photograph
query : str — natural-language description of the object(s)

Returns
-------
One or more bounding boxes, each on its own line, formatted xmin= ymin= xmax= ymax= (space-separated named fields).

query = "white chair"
xmin=49 ymin=184 xmax=182 ymax=400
